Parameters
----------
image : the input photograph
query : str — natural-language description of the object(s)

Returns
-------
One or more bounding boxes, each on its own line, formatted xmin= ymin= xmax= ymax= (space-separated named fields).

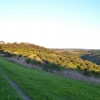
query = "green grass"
xmin=0 ymin=57 xmax=100 ymax=100
xmin=0 ymin=67 xmax=23 ymax=100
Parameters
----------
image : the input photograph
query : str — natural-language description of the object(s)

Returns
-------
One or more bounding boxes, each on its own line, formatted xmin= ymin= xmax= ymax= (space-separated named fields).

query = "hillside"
xmin=53 ymin=49 xmax=91 ymax=57
xmin=0 ymin=42 xmax=100 ymax=77
xmin=0 ymin=57 xmax=100 ymax=100
xmin=81 ymin=50 xmax=100 ymax=65
xmin=55 ymin=49 xmax=100 ymax=65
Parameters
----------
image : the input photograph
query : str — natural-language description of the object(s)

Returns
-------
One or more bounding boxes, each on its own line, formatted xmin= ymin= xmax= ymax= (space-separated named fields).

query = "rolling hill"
xmin=81 ymin=50 xmax=100 ymax=65
xmin=0 ymin=41 xmax=100 ymax=77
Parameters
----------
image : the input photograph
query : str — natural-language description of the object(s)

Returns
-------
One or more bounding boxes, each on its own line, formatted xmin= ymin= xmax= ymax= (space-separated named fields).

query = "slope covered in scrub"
xmin=0 ymin=42 xmax=100 ymax=77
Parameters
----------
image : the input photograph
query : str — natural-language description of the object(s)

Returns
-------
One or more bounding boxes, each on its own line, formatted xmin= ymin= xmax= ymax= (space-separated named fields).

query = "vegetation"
xmin=0 ymin=57 xmax=100 ymax=100
xmin=54 ymin=49 xmax=90 ymax=57
xmin=56 ymin=49 xmax=100 ymax=65
xmin=81 ymin=51 xmax=100 ymax=65
xmin=0 ymin=67 xmax=23 ymax=100
xmin=0 ymin=42 xmax=100 ymax=77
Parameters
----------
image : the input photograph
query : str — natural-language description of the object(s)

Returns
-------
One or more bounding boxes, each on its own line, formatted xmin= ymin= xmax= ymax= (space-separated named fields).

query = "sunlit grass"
xmin=0 ymin=57 xmax=100 ymax=100
xmin=0 ymin=67 xmax=23 ymax=100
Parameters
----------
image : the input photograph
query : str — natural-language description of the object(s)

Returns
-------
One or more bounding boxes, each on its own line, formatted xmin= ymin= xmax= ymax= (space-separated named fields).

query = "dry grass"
xmin=52 ymin=70 xmax=100 ymax=84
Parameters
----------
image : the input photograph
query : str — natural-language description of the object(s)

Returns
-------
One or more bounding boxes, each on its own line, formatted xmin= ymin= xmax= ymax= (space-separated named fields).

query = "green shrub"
xmin=18 ymin=54 xmax=22 ymax=57
xmin=25 ymin=59 xmax=31 ymax=64
xmin=4 ymin=52 xmax=13 ymax=57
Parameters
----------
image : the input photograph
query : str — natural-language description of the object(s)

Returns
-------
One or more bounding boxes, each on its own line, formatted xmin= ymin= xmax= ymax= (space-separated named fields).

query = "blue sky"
xmin=0 ymin=0 xmax=100 ymax=49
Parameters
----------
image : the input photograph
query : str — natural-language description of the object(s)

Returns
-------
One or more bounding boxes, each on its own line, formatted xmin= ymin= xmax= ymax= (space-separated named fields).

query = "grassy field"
xmin=0 ymin=57 xmax=100 ymax=100
xmin=0 ymin=67 xmax=23 ymax=100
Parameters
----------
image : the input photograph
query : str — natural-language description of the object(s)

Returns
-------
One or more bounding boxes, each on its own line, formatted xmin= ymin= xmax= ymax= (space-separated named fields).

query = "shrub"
xmin=18 ymin=54 xmax=22 ymax=57
xmin=4 ymin=52 xmax=13 ymax=57
xmin=77 ymin=66 xmax=81 ymax=70
xmin=25 ymin=58 xmax=31 ymax=64
xmin=0 ymin=50 xmax=4 ymax=54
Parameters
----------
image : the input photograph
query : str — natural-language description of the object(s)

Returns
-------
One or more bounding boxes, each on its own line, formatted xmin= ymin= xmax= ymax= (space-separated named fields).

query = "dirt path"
xmin=0 ymin=68 xmax=32 ymax=100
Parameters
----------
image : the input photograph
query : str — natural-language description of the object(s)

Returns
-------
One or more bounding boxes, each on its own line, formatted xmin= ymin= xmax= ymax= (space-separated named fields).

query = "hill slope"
xmin=0 ymin=57 xmax=100 ymax=100
xmin=81 ymin=50 xmax=100 ymax=65
xmin=0 ymin=42 xmax=100 ymax=77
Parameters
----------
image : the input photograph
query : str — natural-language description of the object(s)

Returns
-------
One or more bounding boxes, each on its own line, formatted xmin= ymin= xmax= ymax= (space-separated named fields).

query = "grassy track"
xmin=0 ymin=57 xmax=100 ymax=100
xmin=0 ymin=68 xmax=23 ymax=100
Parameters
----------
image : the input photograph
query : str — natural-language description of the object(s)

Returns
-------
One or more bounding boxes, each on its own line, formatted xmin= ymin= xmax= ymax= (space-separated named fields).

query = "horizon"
xmin=0 ymin=0 xmax=100 ymax=49
xmin=1 ymin=40 xmax=100 ymax=50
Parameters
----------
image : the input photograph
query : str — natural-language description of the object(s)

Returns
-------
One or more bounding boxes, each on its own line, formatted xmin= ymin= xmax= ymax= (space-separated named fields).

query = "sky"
xmin=0 ymin=0 xmax=100 ymax=49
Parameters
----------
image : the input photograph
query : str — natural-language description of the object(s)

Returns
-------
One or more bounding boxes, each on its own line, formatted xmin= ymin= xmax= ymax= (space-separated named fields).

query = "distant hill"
xmin=53 ymin=49 xmax=91 ymax=57
xmin=81 ymin=50 xmax=100 ymax=65
xmin=54 ymin=49 xmax=100 ymax=65
xmin=0 ymin=41 xmax=100 ymax=77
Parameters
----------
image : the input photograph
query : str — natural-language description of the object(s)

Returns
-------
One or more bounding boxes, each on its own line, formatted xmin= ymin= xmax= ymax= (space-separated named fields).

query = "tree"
xmin=0 ymin=41 xmax=5 ymax=44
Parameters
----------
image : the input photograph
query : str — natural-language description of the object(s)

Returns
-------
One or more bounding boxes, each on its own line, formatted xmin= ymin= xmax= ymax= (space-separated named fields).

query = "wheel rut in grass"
xmin=0 ymin=68 xmax=32 ymax=100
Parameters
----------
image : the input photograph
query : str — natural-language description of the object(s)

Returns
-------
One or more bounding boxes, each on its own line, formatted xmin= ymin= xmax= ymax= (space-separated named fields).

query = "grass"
xmin=0 ymin=57 xmax=100 ymax=100
xmin=0 ymin=67 xmax=23 ymax=100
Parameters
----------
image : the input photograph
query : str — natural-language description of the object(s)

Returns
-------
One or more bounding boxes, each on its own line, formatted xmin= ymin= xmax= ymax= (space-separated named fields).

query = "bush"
xmin=18 ymin=54 xmax=22 ymax=57
xmin=77 ymin=66 xmax=81 ymax=70
xmin=25 ymin=59 xmax=31 ymax=64
xmin=0 ymin=50 xmax=4 ymax=54
xmin=83 ymin=68 xmax=90 ymax=75
xmin=4 ymin=52 xmax=13 ymax=57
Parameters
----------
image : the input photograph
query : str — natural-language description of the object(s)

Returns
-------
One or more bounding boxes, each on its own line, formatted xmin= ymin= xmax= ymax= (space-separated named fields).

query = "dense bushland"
xmin=0 ymin=41 xmax=100 ymax=77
